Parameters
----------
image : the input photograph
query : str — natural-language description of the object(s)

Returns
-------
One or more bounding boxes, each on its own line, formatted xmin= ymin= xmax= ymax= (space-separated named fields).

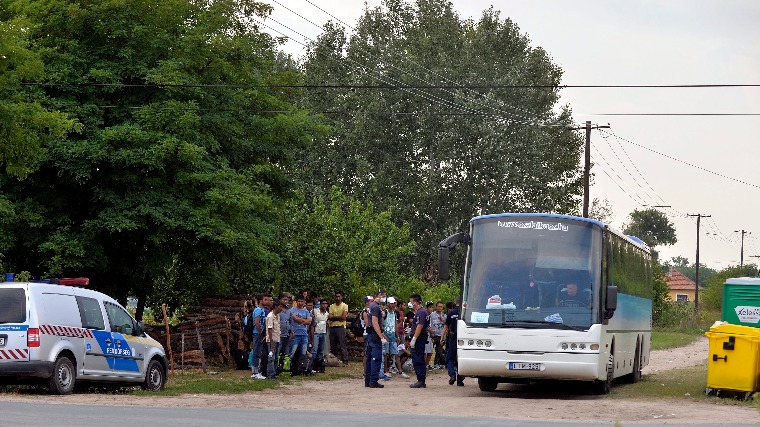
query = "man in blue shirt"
xmin=288 ymin=292 xmax=312 ymax=364
xmin=408 ymin=293 xmax=429 ymax=388
xmin=364 ymin=289 xmax=388 ymax=388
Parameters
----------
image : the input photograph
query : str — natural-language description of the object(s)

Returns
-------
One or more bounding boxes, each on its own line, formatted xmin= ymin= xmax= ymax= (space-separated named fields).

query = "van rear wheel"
xmin=142 ymin=359 xmax=166 ymax=391
xmin=48 ymin=356 xmax=75 ymax=395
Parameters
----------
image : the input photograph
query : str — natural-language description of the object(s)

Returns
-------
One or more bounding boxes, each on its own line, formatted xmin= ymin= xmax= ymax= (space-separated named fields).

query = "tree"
xmin=664 ymin=256 xmax=690 ymax=268
xmin=0 ymin=13 xmax=78 ymax=179
xmin=0 ymin=0 xmax=325 ymax=317
xmin=299 ymin=0 xmax=584 ymax=272
xmin=276 ymin=188 xmax=416 ymax=308
xmin=589 ymin=198 xmax=614 ymax=224
xmin=622 ymin=209 xmax=677 ymax=248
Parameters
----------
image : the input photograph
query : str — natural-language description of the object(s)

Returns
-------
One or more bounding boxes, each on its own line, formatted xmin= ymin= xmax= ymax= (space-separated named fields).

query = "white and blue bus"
xmin=438 ymin=213 xmax=653 ymax=394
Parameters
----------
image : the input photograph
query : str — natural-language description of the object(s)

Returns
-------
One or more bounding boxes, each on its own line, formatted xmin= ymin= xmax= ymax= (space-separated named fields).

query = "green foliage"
xmin=0 ymin=0 xmax=325 ymax=317
xmin=0 ymin=14 xmax=79 ymax=178
xmin=299 ymin=0 xmax=584 ymax=272
xmin=623 ymin=208 xmax=677 ymax=248
xmin=701 ymin=264 xmax=758 ymax=311
xmin=275 ymin=188 xmax=416 ymax=309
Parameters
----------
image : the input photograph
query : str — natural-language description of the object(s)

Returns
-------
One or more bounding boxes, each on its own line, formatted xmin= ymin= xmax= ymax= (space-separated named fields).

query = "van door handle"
xmin=105 ymin=339 xmax=112 ymax=345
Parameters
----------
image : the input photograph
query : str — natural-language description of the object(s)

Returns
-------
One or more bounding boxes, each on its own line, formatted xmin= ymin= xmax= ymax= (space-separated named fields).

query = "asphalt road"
xmin=0 ymin=401 xmax=754 ymax=427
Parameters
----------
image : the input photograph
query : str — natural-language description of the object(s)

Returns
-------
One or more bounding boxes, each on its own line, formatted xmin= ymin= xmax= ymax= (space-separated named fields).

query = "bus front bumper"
xmin=458 ymin=348 xmax=601 ymax=381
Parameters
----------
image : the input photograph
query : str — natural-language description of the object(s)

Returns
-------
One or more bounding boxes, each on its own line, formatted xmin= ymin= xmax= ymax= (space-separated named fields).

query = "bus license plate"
xmin=509 ymin=362 xmax=541 ymax=370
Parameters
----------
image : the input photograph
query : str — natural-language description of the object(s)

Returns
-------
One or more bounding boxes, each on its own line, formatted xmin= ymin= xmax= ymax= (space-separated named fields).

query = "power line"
xmin=602 ymin=129 xmax=760 ymax=190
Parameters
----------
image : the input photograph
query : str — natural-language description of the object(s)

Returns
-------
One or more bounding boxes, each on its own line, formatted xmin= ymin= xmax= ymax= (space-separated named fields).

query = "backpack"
xmin=350 ymin=311 xmax=365 ymax=338
xmin=242 ymin=312 xmax=254 ymax=337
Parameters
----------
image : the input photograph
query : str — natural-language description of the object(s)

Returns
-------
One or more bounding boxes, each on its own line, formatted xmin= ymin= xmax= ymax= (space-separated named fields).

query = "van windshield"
xmin=0 ymin=288 xmax=26 ymax=323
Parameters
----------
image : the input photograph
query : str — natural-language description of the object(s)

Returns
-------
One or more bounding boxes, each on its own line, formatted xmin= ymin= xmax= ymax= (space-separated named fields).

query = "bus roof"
xmin=469 ymin=213 xmax=650 ymax=253
xmin=471 ymin=213 xmax=605 ymax=228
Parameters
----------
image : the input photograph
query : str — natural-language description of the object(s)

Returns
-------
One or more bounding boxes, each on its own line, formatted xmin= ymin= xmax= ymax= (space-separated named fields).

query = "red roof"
xmin=665 ymin=268 xmax=697 ymax=290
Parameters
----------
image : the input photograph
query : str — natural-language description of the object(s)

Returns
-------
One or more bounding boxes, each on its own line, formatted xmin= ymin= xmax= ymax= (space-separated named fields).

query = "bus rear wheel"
xmin=478 ymin=377 xmax=498 ymax=392
xmin=624 ymin=340 xmax=642 ymax=384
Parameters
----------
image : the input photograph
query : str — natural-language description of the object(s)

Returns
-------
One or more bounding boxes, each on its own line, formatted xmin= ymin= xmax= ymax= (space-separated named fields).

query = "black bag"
xmin=232 ymin=348 xmax=250 ymax=370
xmin=313 ymin=355 xmax=325 ymax=373
xmin=350 ymin=312 xmax=365 ymax=338
xmin=242 ymin=312 xmax=254 ymax=337
xmin=291 ymin=352 xmax=313 ymax=376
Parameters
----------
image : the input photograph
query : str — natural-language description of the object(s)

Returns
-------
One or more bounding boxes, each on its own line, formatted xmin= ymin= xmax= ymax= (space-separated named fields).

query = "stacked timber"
xmin=149 ymin=294 xmax=254 ymax=368
xmin=148 ymin=296 xmax=371 ymax=368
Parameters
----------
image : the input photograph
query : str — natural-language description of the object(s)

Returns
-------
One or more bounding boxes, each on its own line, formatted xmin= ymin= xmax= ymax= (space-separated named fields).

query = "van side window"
xmin=0 ymin=288 xmax=26 ymax=323
xmin=76 ymin=296 xmax=106 ymax=330
xmin=104 ymin=302 xmax=135 ymax=335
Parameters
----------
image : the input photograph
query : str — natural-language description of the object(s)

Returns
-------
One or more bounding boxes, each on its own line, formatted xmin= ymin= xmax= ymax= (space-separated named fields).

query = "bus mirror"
xmin=605 ymin=286 xmax=618 ymax=318
xmin=438 ymin=246 xmax=450 ymax=281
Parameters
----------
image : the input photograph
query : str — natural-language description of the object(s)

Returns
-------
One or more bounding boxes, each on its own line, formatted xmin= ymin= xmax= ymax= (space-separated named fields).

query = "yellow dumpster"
xmin=705 ymin=322 xmax=760 ymax=398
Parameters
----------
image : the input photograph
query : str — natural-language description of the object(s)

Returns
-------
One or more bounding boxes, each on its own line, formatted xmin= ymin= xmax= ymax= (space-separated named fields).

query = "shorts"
xmin=382 ymin=338 xmax=399 ymax=355
xmin=424 ymin=337 xmax=433 ymax=354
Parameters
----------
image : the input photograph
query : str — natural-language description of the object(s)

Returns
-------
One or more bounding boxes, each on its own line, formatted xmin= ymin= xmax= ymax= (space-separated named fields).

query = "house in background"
xmin=664 ymin=267 xmax=699 ymax=302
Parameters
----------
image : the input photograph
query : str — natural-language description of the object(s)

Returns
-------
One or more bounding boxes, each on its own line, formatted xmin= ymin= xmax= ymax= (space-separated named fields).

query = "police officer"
xmin=442 ymin=296 xmax=464 ymax=386
xmin=364 ymin=289 xmax=388 ymax=388
xmin=408 ymin=293 xmax=429 ymax=388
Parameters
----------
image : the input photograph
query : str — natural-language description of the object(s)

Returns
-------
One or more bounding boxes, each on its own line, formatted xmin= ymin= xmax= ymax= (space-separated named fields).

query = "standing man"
xmin=277 ymin=292 xmax=292 ymax=373
xmin=408 ymin=294 xmax=429 ymax=388
xmin=429 ymin=301 xmax=447 ymax=368
xmin=250 ymin=294 xmax=271 ymax=380
xmin=364 ymin=289 xmax=388 ymax=388
xmin=328 ymin=291 xmax=349 ymax=366
xmin=442 ymin=296 xmax=464 ymax=386
xmin=265 ymin=299 xmax=285 ymax=379
xmin=288 ymin=293 xmax=312 ymax=366
xmin=313 ymin=299 xmax=330 ymax=366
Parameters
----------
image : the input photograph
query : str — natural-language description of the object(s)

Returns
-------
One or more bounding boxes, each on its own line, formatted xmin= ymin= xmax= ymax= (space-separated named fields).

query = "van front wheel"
xmin=48 ymin=356 xmax=75 ymax=395
xmin=142 ymin=359 xmax=166 ymax=391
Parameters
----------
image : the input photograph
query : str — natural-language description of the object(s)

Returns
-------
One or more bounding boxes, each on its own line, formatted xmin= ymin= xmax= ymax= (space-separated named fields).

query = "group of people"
xmin=359 ymin=289 xmax=464 ymax=389
xmin=243 ymin=289 xmax=465 ymax=389
xmin=244 ymin=290 xmax=351 ymax=380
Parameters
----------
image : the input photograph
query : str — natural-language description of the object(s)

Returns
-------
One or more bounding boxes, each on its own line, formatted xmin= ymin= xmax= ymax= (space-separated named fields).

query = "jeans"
xmin=446 ymin=336 xmax=463 ymax=383
xmin=364 ymin=334 xmax=383 ymax=385
xmin=329 ymin=326 xmax=348 ymax=363
xmin=411 ymin=337 xmax=426 ymax=383
xmin=313 ymin=333 xmax=326 ymax=362
xmin=289 ymin=334 xmax=309 ymax=359
xmin=250 ymin=333 xmax=262 ymax=374
xmin=267 ymin=341 xmax=281 ymax=378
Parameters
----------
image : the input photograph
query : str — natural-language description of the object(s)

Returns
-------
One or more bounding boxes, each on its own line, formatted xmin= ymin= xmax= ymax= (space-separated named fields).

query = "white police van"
xmin=0 ymin=277 xmax=168 ymax=394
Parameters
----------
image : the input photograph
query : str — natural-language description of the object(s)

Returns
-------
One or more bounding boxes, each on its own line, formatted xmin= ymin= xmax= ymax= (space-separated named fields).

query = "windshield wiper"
xmin=499 ymin=320 xmax=586 ymax=331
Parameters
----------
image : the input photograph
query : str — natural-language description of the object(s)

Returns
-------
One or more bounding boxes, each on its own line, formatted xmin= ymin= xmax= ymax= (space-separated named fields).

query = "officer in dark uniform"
xmin=442 ymin=296 xmax=464 ymax=386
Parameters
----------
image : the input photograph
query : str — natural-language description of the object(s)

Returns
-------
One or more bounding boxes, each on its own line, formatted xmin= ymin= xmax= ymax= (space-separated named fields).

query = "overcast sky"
xmin=263 ymin=0 xmax=760 ymax=270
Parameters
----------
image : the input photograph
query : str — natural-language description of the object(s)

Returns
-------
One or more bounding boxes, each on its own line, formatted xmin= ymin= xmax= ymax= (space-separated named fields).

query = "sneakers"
xmin=434 ymin=364 xmax=443 ymax=370
xmin=409 ymin=381 xmax=426 ymax=388
xmin=449 ymin=376 xmax=456 ymax=385
xmin=380 ymin=375 xmax=391 ymax=381
xmin=385 ymin=372 xmax=393 ymax=378
xmin=426 ymin=364 xmax=434 ymax=370
xmin=400 ymin=372 xmax=410 ymax=379
xmin=457 ymin=381 xmax=464 ymax=386
xmin=369 ymin=383 xmax=385 ymax=388
xmin=389 ymin=367 xmax=400 ymax=374
xmin=251 ymin=373 xmax=266 ymax=380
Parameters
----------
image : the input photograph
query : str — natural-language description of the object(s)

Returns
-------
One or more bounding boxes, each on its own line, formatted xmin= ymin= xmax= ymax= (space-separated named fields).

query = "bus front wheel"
xmin=478 ymin=377 xmax=499 ymax=392
xmin=593 ymin=351 xmax=614 ymax=395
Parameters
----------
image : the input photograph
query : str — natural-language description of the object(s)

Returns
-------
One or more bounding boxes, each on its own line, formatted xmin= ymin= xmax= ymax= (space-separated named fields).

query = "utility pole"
xmin=688 ymin=213 xmax=711 ymax=319
xmin=734 ymin=230 xmax=750 ymax=268
xmin=570 ymin=121 xmax=610 ymax=218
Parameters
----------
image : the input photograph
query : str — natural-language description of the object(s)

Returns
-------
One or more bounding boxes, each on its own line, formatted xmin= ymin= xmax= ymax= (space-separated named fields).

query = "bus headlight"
xmin=458 ymin=339 xmax=464 ymax=346
xmin=476 ymin=340 xmax=484 ymax=347
xmin=484 ymin=340 xmax=492 ymax=347
xmin=561 ymin=343 xmax=568 ymax=350
xmin=468 ymin=340 xmax=474 ymax=346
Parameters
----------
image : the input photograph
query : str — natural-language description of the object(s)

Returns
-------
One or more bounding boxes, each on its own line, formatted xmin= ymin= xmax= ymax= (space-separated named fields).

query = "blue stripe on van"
xmin=0 ymin=325 xmax=28 ymax=331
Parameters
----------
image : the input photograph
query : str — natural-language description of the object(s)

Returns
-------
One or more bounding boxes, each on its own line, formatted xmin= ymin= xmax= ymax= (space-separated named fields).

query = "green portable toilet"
xmin=722 ymin=277 xmax=760 ymax=328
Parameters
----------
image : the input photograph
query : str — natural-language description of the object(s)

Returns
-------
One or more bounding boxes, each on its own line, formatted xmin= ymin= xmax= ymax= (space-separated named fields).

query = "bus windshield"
xmin=462 ymin=216 xmax=602 ymax=330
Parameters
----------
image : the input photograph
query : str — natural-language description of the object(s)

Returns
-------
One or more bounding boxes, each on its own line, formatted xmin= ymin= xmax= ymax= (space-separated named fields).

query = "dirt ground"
xmin=3 ymin=337 xmax=759 ymax=424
